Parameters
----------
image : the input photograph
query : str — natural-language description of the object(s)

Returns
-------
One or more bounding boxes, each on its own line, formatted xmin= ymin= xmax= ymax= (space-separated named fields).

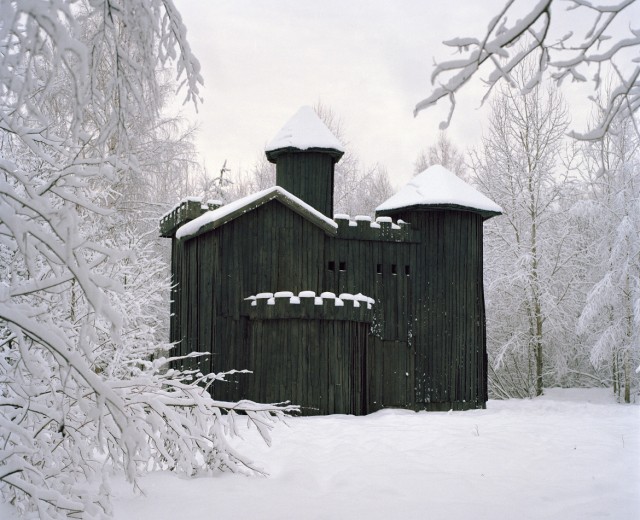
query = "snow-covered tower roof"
xmin=265 ymin=106 xmax=344 ymax=217
xmin=265 ymin=105 xmax=345 ymax=162
xmin=376 ymin=165 xmax=502 ymax=220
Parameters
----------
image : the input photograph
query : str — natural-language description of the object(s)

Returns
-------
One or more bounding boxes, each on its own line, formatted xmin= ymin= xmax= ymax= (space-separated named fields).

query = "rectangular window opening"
xmin=405 ymin=265 xmax=411 ymax=276
xmin=328 ymin=261 xmax=335 ymax=271
xmin=339 ymin=261 xmax=346 ymax=272
xmin=376 ymin=263 xmax=382 ymax=275
xmin=391 ymin=264 xmax=397 ymax=275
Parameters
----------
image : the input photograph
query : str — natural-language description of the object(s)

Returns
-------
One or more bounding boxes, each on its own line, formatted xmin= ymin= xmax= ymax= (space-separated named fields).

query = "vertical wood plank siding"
xmin=386 ymin=209 xmax=487 ymax=411
xmin=275 ymin=152 xmax=335 ymax=217
xmin=168 ymin=198 xmax=488 ymax=414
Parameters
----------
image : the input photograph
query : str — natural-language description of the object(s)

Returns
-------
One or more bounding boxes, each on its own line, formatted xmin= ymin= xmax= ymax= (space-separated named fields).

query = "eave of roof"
xmin=376 ymin=203 xmax=502 ymax=221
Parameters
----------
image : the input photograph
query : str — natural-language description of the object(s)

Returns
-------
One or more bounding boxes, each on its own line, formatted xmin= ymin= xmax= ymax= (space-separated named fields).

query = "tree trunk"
xmin=624 ymin=281 xmax=632 ymax=404
xmin=612 ymin=351 xmax=618 ymax=395
xmin=535 ymin=312 xmax=543 ymax=397
xmin=624 ymin=354 xmax=630 ymax=404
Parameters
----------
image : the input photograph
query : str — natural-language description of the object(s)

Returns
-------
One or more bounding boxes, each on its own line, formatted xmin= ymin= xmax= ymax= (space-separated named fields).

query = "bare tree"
xmin=314 ymin=102 xmax=395 ymax=216
xmin=415 ymin=0 xmax=639 ymax=139
xmin=227 ymin=154 xmax=276 ymax=201
xmin=414 ymin=131 xmax=469 ymax=180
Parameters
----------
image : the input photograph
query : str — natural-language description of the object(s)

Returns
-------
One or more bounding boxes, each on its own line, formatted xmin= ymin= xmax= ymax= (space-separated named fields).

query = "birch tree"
xmin=471 ymin=67 xmax=576 ymax=397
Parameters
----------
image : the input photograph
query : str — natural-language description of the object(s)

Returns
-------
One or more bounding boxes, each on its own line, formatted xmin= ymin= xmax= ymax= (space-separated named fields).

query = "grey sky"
xmin=175 ymin=0 xmax=638 ymax=189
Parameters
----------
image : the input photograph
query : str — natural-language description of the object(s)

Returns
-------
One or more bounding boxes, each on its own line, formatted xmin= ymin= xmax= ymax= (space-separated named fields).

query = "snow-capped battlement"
xmin=160 ymin=198 xmax=223 ymax=237
xmin=244 ymin=290 xmax=374 ymax=322
xmin=333 ymin=214 xmax=416 ymax=242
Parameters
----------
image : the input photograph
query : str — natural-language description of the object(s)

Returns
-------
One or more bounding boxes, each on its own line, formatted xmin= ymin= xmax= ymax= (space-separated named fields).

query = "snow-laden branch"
xmin=0 ymin=1 xmax=297 ymax=519
xmin=416 ymin=0 xmax=639 ymax=139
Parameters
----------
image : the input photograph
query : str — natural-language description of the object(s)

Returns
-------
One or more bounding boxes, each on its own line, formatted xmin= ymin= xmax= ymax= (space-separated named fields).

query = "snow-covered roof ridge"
xmin=376 ymin=165 xmax=502 ymax=219
xmin=176 ymin=185 xmax=338 ymax=240
xmin=265 ymin=106 xmax=345 ymax=154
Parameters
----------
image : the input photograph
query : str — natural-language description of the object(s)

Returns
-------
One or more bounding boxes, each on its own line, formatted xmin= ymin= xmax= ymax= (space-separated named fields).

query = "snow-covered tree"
xmin=471 ymin=65 xmax=579 ymax=398
xmin=416 ymin=0 xmax=639 ymax=139
xmin=0 ymin=2 xmax=295 ymax=518
xmin=576 ymin=111 xmax=640 ymax=402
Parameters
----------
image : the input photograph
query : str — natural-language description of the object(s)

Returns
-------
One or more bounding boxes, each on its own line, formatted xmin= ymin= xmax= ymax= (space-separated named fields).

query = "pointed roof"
xmin=265 ymin=106 xmax=344 ymax=162
xmin=376 ymin=165 xmax=502 ymax=220
xmin=176 ymin=186 xmax=338 ymax=240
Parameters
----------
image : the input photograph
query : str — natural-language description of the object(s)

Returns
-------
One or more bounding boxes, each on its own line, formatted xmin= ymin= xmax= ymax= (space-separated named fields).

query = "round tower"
xmin=265 ymin=106 xmax=344 ymax=217
xmin=376 ymin=165 xmax=502 ymax=410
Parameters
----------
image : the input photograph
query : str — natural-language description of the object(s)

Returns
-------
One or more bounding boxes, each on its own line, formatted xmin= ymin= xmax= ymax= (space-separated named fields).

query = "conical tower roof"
xmin=265 ymin=106 xmax=344 ymax=162
xmin=376 ymin=165 xmax=502 ymax=219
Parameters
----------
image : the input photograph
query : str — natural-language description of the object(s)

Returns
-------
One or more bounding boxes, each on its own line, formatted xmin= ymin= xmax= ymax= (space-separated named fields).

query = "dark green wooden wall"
xmin=376 ymin=209 xmax=488 ymax=410
xmin=322 ymin=218 xmax=417 ymax=410
xmin=272 ymin=151 xmax=335 ymax=217
xmin=168 ymin=199 xmax=488 ymax=414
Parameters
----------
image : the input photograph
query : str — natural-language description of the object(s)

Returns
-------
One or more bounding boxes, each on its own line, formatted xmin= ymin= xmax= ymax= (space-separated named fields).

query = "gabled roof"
xmin=376 ymin=165 xmax=502 ymax=220
xmin=265 ymin=106 xmax=344 ymax=162
xmin=176 ymin=186 xmax=338 ymax=240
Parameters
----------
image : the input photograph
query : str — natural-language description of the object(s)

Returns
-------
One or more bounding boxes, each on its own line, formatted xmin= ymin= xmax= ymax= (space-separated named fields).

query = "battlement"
xmin=244 ymin=290 xmax=374 ymax=322
xmin=333 ymin=214 xmax=417 ymax=242
xmin=160 ymin=197 xmax=223 ymax=237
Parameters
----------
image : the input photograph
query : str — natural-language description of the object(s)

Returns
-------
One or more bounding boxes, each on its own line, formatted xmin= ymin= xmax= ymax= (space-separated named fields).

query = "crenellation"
xmin=333 ymin=213 xmax=416 ymax=242
xmin=244 ymin=290 xmax=374 ymax=322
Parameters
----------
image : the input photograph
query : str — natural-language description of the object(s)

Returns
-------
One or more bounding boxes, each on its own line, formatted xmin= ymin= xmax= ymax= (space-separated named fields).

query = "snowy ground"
xmin=2 ymin=388 xmax=638 ymax=519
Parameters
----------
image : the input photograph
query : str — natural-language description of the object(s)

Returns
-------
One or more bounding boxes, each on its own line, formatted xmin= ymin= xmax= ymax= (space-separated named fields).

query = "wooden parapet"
xmin=333 ymin=215 xmax=418 ymax=242
xmin=244 ymin=291 xmax=374 ymax=323
xmin=159 ymin=198 xmax=222 ymax=238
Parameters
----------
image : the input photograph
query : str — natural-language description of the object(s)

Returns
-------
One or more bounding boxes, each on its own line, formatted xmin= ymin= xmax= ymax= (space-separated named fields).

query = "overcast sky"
xmin=174 ymin=0 xmax=638 ymax=190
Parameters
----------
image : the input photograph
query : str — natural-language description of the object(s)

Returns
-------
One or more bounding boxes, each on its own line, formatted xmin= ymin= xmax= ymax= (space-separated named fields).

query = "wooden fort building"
xmin=160 ymin=106 xmax=502 ymax=415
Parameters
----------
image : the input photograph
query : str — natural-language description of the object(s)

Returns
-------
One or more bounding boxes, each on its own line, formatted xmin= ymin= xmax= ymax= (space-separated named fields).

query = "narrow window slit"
xmin=405 ymin=265 xmax=411 ymax=276
xmin=339 ymin=261 xmax=346 ymax=272
xmin=376 ymin=263 xmax=382 ymax=275
xmin=391 ymin=264 xmax=397 ymax=275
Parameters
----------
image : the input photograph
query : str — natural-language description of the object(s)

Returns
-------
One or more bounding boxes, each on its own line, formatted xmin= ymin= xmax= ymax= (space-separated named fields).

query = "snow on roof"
xmin=176 ymin=186 xmax=338 ymax=240
xmin=376 ymin=165 xmax=502 ymax=217
xmin=265 ymin=106 xmax=345 ymax=153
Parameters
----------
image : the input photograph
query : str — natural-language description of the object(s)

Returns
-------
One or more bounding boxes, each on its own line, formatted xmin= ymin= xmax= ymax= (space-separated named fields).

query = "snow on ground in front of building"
xmin=2 ymin=388 xmax=637 ymax=520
